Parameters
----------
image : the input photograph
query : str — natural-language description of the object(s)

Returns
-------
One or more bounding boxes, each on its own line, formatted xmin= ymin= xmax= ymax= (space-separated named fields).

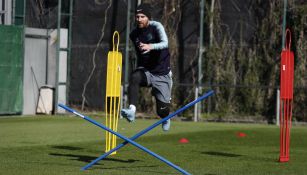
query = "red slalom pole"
xmin=279 ymin=29 xmax=294 ymax=162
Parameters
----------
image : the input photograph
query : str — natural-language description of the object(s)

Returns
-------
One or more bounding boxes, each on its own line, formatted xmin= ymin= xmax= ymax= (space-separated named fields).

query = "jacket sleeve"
xmin=149 ymin=21 xmax=169 ymax=50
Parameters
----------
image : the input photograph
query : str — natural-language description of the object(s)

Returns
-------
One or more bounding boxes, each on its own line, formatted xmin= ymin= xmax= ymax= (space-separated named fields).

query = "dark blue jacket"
xmin=130 ymin=21 xmax=171 ymax=75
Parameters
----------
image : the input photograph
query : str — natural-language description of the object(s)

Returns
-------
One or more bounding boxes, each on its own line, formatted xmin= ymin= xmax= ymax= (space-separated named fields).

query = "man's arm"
xmin=149 ymin=21 xmax=168 ymax=50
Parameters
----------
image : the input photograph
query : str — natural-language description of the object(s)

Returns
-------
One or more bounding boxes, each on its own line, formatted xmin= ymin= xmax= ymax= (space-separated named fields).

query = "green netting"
xmin=0 ymin=25 xmax=24 ymax=115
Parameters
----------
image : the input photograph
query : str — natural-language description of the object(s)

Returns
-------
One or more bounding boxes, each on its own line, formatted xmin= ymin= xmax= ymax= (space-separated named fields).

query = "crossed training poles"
xmin=58 ymin=90 xmax=214 ymax=175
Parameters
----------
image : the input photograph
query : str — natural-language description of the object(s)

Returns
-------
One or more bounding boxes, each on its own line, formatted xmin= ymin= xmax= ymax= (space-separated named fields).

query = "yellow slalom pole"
xmin=105 ymin=31 xmax=122 ymax=155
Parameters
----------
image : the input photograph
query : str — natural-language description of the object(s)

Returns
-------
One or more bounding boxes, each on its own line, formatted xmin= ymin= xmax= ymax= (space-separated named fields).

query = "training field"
xmin=0 ymin=115 xmax=306 ymax=175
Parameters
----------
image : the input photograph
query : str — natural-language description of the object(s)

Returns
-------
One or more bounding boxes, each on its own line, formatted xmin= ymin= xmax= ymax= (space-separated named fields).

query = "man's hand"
xmin=139 ymin=42 xmax=152 ymax=52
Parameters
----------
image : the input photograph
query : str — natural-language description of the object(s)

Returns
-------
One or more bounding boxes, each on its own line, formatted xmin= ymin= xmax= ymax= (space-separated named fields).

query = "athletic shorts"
xmin=143 ymin=70 xmax=173 ymax=104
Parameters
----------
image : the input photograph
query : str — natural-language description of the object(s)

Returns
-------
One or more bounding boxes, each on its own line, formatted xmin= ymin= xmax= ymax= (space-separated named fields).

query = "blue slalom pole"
xmin=59 ymin=104 xmax=192 ymax=175
xmin=82 ymin=90 xmax=214 ymax=170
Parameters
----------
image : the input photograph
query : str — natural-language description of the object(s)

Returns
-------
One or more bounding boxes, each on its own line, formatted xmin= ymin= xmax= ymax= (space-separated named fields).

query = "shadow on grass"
xmin=94 ymin=162 xmax=182 ymax=175
xmin=202 ymin=151 xmax=242 ymax=158
xmin=49 ymin=153 xmax=173 ymax=174
xmin=49 ymin=153 xmax=140 ymax=164
xmin=202 ymin=151 xmax=279 ymax=163
xmin=95 ymin=165 xmax=173 ymax=174
xmin=51 ymin=145 xmax=84 ymax=150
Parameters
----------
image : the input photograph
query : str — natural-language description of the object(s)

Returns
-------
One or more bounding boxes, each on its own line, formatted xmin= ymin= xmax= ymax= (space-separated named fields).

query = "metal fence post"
xmin=194 ymin=87 xmax=199 ymax=122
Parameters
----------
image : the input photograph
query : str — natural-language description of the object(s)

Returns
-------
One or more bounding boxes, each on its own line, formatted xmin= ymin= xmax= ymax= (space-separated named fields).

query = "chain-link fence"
xmin=24 ymin=0 xmax=307 ymax=122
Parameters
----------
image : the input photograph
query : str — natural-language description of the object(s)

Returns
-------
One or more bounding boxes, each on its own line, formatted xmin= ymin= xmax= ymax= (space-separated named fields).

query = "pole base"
xmin=279 ymin=156 xmax=289 ymax=162
xmin=105 ymin=151 xmax=116 ymax=155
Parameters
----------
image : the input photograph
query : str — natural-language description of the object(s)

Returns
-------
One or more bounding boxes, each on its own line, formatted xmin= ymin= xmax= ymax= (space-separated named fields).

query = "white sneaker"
xmin=162 ymin=119 xmax=171 ymax=131
xmin=121 ymin=105 xmax=136 ymax=122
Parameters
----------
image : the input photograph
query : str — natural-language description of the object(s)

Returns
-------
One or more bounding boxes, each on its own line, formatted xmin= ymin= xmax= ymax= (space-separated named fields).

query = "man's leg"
xmin=156 ymin=99 xmax=170 ymax=118
xmin=151 ymin=71 xmax=172 ymax=131
xmin=156 ymin=99 xmax=171 ymax=131
xmin=121 ymin=70 xmax=147 ymax=122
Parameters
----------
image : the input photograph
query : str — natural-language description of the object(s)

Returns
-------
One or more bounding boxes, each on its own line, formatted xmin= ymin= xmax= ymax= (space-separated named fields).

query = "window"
xmin=0 ymin=0 xmax=12 ymax=25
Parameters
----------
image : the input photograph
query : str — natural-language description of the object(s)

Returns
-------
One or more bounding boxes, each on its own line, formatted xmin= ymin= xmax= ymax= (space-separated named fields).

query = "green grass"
xmin=0 ymin=115 xmax=306 ymax=175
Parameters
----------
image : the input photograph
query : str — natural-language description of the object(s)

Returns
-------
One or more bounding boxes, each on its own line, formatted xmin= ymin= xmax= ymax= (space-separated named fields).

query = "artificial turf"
xmin=0 ymin=115 xmax=306 ymax=175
